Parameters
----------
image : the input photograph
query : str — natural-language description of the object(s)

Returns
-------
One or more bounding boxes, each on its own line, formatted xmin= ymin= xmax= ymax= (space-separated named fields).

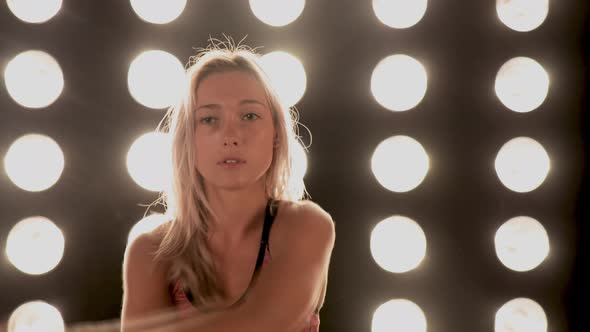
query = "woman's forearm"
xmin=146 ymin=304 xmax=262 ymax=332
xmin=127 ymin=296 xmax=302 ymax=332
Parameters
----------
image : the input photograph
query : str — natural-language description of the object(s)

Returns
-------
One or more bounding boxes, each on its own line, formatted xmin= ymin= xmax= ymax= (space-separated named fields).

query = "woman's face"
xmin=193 ymin=70 xmax=276 ymax=192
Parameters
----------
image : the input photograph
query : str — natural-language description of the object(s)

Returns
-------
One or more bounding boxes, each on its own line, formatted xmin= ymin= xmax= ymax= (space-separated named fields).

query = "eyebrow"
xmin=195 ymin=99 xmax=266 ymax=112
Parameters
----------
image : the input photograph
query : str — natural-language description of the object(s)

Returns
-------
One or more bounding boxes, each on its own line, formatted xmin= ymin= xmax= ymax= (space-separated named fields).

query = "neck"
xmin=204 ymin=182 xmax=269 ymax=245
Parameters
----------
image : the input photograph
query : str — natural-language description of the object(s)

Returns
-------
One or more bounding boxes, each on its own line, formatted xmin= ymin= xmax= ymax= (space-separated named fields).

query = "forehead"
xmin=195 ymin=71 xmax=267 ymax=106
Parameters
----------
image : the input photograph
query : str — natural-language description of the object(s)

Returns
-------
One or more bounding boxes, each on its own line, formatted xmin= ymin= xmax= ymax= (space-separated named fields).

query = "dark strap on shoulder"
xmin=222 ymin=199 xmax=278 ymax=309
xmin=254 ymin=198 xmax=277 ymax=271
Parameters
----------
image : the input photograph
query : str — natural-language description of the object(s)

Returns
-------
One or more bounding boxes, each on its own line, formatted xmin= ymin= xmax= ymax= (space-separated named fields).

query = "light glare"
xmin=373 ymin=0 xmax=428 ymax=29
xmin=372 ymin=299 xmax=427 ymax=332
xmin=495 ymin=137 xmax=550 ymax=192
xmin=495 ymin=298 xmax=547 ymax=332
xmin=495 ymin=57 xmax=549 ymax=113
xmin=8 ymin=301 xmax=64 ymax=332
xmin=495 ymin=216 xmax=550 ymax=272
xmin=130 ymin=0 xmax=187 ymax=24
xmin=4 ymin=50 xmax=64 ymax=109
xmin=126 ymin=132 xmax=172 ymax=192
xmin=371 ymin=135 xmax=430 ymax=192
xmin=282 ymin=140 xmax=309 ymax=200
xmin=497 ymin=0 xmax=549 ymax=32
xmin=249 ymin=0 xmax=305 ymax=27
xmin=5 ymin=216 xmax=65 ymax=275
xmin=371 ymin=54 xmax=428 ymax=112
xmin=370 ymin=216 xmax=427 ymax=273
xmin=7 ymin=0 xmax=62 ymax=23
xmin=128 ymin=50 xmax=185 ymax=109
xmin=258 ymin=51 xmax=307 ymax=108
xmin=4 ymin=134 xmax=65 ymax=192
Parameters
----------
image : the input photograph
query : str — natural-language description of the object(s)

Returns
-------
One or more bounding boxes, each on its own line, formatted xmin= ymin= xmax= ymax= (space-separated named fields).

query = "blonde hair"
xmin=152 ymin=37 xmax=308 ymax=311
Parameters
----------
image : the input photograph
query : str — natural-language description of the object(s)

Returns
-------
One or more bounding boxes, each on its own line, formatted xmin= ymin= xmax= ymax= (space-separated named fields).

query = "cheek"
xmin=252 ymin=130 xmax=274 ymax=151
xmin=257 ymin=134 xmax=276 ymax=165
xmin=193 ymin=134 xmax=211 ymax=170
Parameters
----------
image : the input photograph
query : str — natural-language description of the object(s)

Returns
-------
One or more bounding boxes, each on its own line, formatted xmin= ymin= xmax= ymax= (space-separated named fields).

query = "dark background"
xmin=0 ymin=0 xmax=588 ymax=331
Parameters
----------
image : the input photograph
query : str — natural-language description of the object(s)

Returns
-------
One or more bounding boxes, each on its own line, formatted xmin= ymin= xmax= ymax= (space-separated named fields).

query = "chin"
xmin=201 ymin=167 xmax=267 ymax=191
xmin=217 ymin=182 xmax=248 ymax=191
xmin=212 ymin=178 xmax=255 ymax=190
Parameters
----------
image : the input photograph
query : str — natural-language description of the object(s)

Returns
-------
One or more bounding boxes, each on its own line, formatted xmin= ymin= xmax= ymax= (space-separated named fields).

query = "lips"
xmin=217 ymin=157 xmax=246 ymax=165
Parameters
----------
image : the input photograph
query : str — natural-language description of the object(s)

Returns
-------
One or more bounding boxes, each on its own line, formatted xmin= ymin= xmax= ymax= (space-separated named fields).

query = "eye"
xmin=243 ymin=113 xmax=261 ymax=121
xmin=199 ymin=116 xmax=217 ymax=124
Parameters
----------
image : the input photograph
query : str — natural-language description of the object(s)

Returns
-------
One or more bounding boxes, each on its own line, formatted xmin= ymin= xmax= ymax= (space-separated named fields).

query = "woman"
xmin=120 ymin=40 xmax=335 ymax=332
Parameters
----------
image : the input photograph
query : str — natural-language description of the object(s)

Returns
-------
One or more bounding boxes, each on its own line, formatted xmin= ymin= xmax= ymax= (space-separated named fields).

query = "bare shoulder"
xmin=124 ymin=218 xmax=171 ymax=265
xmin=124 ymin=230 xmax=163 ymax=271
xmin=124 ymin=217 xmax=176 ymax=284
xmin=121 ymin=223 xmax=173 ymax=326
xmin=274 ymin=200 xmax=335 ymax=249
xmin=281 ymin=200 xmax=334 ymax=227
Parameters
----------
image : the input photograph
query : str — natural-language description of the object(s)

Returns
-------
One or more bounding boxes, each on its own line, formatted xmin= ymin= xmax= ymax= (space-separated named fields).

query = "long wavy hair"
xmin=151 ymin=39 xmax=308 ymax=311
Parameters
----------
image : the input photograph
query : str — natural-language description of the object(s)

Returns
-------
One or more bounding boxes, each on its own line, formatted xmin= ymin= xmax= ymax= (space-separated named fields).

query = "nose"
xmin=222 ymin=117 xmax=240 ymax=147
xmin=223 ymin=137 xmax=238 ymax=147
